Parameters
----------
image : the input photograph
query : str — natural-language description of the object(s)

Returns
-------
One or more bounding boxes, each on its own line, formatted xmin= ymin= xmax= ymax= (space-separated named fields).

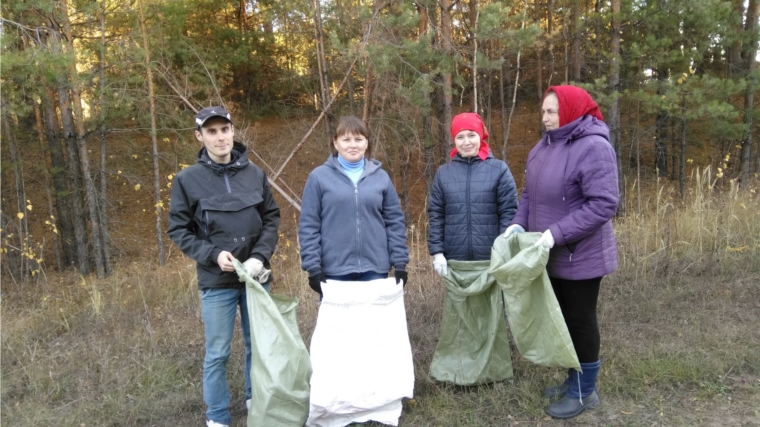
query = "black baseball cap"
xmin=195 ymin=106 xmax=232 ymax=129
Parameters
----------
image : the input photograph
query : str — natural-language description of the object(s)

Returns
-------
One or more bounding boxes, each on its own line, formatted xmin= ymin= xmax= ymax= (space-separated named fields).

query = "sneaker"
xmin=206 ymin=420 xmax=229 ymax=427
xmin=246 ymin=398 xmax=251 ymax=411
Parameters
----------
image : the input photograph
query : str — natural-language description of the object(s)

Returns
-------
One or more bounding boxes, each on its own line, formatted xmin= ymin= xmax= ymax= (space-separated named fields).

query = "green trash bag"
xmin=489 ymin=233 xmax=580 ymax=370
xmin=429 ymin=259 xmax=514 ymax=386
xmin=234 ymin=260 xmax=312 ymax=427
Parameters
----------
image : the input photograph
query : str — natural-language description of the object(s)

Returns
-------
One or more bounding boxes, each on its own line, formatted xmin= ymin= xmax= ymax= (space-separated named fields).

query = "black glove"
xmin=308 ymin=272 xmax=325 ymax=296
xmin=394 ymin=270 xmax=408 ymax=287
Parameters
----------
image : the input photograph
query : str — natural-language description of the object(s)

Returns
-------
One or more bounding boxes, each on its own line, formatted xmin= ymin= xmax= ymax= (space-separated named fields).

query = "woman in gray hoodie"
xmin=298 ymin=116 xmax=409 ymax=295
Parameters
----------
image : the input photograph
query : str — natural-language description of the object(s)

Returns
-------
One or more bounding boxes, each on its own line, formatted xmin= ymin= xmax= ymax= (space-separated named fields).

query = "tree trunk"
xmin=440 ymin=0 xmax=454 ymax=158
xmin=138 ymin=0 xmax=166 ymax=266
xmin=56 ymin=80 xmax=91 ymax=274
xmin=680 ymin=111 xmax=687 ymax=197
xmin=546 ymin=0 xmax=557 ymax=88
xmin=46 ymin=17 xmax=90 ymax=274
xmin=503 ymin=0 xmax=529 ymax=161
xmin=418 ymin=2 xmax=435 ymax=191
xmin=470 ymin=0 xmax=479 ymax=113
xmin=3 ymin=112 xmax=30 ymax=278
xmin=655 ymin=68 xmax=669 ymax=177
xmin=728 ymin=0 xmax=746 ymax=77
xmin=99 ymin=0 xmax=112 ymax=274
xmin=41 ymin=87 xmax=77 ymax=267
xmin=671 ymin=116 xmax=678 ymax=180
xmin=33 ymin=98 xmax=63 ymax=271
xmin=571 ymin=0 xmax=582 ymax=82
xmin=500 ymin=57 xmax=508 ymax=157
xmin=60 ymin=0 xmax=106 ymax=277
xmin=313 ymin=0 xmax=335 ymax=141
xmin=741 ymin=0 xmax=759 ymax=182
xmin=609 ymin=0 xmax=624 ymax=215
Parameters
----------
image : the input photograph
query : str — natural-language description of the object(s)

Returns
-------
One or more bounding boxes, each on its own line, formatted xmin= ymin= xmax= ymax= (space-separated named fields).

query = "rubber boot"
xmin=545 ymin=360 xmax=601 ymax=419
xmin=543 ymin=369 xmax=572 ymax=398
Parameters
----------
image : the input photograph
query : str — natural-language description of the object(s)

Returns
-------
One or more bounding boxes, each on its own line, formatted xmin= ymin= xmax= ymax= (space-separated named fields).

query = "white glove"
xmin=534 ymin=230 xmax=555 ymax=249
xmin=433 ymin=253 xmax=448 ymax=276
xmin=242 ymin=258 xmax=271 ymax=283
xmin=503 ymin=224 xmax=525 ymax=238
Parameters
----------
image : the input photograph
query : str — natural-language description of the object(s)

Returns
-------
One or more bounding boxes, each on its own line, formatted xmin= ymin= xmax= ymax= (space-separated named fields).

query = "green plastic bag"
xmin=429 ymin=260 xmax=514 ymax=385
xmin=234 ymin=260 xmax=312 ymax=427
xmin=489 ymin=233 xmax=580 ymax=370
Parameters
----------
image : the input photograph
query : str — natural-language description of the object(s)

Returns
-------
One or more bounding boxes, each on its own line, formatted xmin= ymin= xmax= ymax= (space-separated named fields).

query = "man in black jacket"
xmin=167 ymin=107 xmax=280 ymax=427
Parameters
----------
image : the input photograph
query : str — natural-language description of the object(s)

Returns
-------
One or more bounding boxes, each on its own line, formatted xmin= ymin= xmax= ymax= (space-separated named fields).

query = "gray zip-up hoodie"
xmin=298 ymin=155 xmax=409 ymax=276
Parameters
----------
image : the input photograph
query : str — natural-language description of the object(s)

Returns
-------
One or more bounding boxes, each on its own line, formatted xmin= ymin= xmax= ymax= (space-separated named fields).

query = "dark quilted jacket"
xmin=428 ymin=152 xmax=518 ymax=261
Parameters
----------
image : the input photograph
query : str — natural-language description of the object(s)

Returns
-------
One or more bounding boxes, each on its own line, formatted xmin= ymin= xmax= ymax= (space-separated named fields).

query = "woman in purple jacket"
xmin=504 ymin=85 xmax=619 ymax=419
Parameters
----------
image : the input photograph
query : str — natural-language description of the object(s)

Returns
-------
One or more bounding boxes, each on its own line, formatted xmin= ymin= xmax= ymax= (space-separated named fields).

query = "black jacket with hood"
xmin=168 ymin=142 xmax=280 ymax=289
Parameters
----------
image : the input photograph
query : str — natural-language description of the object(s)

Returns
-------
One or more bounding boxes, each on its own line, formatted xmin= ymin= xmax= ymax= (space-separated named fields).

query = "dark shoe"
xmin=545 ymin=390 xmax=600 ymax=419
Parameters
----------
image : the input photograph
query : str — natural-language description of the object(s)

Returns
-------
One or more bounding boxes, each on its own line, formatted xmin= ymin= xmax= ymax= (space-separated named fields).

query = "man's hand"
xmin=241 ymin=258 xmax=271 ymax=283
xmin=217 ymin=251 xmax=236 ymax=272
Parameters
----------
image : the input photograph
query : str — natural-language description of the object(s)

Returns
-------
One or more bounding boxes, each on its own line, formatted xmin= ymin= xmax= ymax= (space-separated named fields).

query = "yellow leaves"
xmin=167 ymin=174 xmax=174 ymax=181
xmin=162 ymin=137 xmax=170 ymax=143
xmin=118 ymin=170 xmax=122 ymax=174
xmin=179 ymin=163 xmax=190 ymax=169
xmin=27 ymin=204 xmax=33 ymax=211
xmin=686 ymin=159 xmax=693 ymax=164
xmin=17 ymin=212 xmax=24 ymax=220
xmin=132 ymin=154 xmax=138 ymax=159
xmin=739 ymin=202 xmax=746 ymax=209
xmin=727 ymin=245 xmax=750 ymax=252
xmin=154 ymin=201 xmax=165 ymax=209
xmin=134 ymin=184 xmax=141 ymax=191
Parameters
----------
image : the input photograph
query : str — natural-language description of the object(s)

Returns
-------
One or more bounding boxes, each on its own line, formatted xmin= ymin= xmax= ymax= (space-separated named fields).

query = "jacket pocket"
xmin=199 ymin=193 xmax=263 ymax=254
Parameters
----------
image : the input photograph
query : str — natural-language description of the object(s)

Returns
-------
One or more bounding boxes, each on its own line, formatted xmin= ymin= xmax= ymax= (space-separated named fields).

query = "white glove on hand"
xmin=433 ymin=253 xmax=448 ymax=276
xmin=534 ymin=230 xmax=555 ymax=249
xmin=242 ymin=258 xmax=271 ymax=283
xmin=503 ymin=224 xmax=525 ymax=238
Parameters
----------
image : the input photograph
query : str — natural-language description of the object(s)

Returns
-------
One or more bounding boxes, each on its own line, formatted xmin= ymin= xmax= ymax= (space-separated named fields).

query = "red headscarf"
xmin=449 ymin=112 xmax=490 ymax=160
xmin=545 ymin=85 xmax=604 ymax=127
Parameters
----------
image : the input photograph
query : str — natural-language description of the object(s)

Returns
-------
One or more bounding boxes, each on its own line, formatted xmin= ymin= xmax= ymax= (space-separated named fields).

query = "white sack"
xmin=306 ymin=278 xmax=414 ymax=427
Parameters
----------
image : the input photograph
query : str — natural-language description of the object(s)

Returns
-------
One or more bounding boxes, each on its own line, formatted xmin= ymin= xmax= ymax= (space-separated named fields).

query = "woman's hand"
xmin=432 ymin=253 xmax=448 ymax=276
xmin=503 ymin=224 xmax=525 ymax=238
xmin=534 ymin=230 xmax=555 ymax=249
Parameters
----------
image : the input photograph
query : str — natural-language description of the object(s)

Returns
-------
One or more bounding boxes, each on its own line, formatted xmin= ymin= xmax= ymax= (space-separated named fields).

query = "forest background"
xmin=1 ymin=0 xmax=760 ymax=426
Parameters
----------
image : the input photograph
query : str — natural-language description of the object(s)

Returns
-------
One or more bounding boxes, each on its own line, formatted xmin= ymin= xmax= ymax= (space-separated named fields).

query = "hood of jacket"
xmin=541 ymin=115 xmax=609 ymax=147
xmin=197 ymin=141 xmax=250 ymax=175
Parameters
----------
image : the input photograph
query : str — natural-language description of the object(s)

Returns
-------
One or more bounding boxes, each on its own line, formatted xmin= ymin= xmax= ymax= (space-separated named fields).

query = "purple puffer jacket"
xmin=511 ymin=115 xmax=618 ymax=280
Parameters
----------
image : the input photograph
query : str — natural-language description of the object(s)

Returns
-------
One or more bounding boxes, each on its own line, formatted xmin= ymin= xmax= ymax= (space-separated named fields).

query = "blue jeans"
xmin=324 ymin=271 xmax=387 ymax=281
xmin=200 ymin=284 xmax=270 ymax=424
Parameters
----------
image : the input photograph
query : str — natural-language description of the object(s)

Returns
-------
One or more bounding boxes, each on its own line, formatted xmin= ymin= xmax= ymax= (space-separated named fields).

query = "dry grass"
xmin=2 ymin=174 xmax=760 ymax=426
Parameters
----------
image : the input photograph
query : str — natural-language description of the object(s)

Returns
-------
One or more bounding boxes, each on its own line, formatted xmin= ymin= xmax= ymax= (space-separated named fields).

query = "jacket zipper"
xmin=467 ymin=158 xmax=473 ymax=260
xmin=354 ymin=183 xmax=362 ymax=272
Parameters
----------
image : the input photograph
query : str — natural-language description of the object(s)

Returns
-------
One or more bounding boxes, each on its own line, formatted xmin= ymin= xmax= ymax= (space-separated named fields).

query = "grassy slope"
xmin=3 ymin=176 xmax=760 ymax=426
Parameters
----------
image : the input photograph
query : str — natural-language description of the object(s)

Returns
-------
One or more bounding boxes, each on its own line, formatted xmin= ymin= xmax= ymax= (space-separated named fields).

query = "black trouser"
xmin=549 ymin=276 xmax=602 ymax=363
